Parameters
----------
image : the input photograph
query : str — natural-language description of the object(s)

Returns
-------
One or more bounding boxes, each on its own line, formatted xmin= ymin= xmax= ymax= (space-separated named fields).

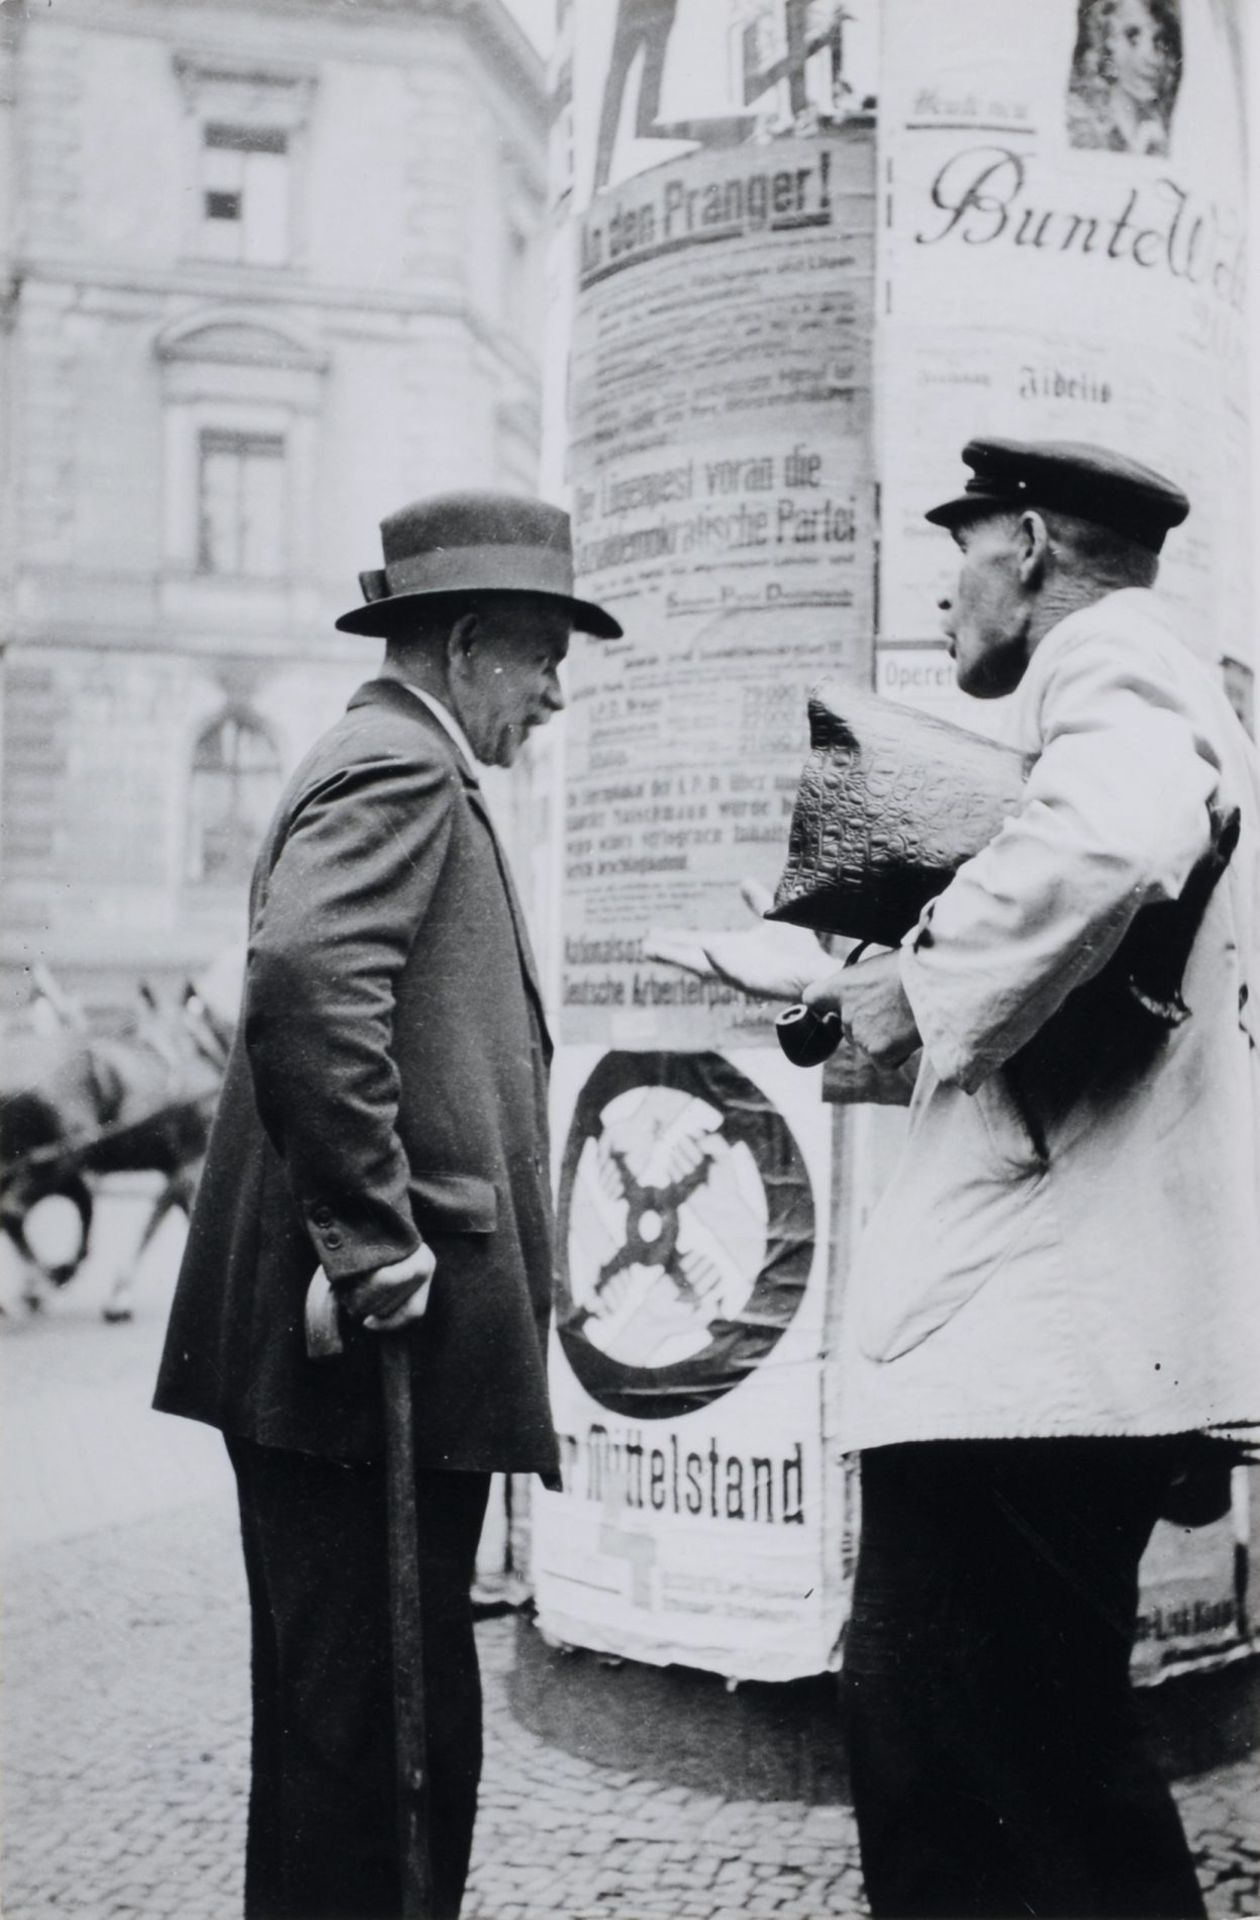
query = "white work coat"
xmin=840 ymin=588 xmax=1260 ymax=1450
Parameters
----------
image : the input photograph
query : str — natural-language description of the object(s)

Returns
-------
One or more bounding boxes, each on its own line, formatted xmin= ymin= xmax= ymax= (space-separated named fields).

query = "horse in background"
xmin=0 ymin=957 xmax=239 ymax=1321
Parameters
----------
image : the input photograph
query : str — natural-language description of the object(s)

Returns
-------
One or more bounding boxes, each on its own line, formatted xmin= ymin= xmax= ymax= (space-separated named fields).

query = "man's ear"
xmin=447 ymin=610 xmax=481 ymax=667
xmin=1016 ymin=511 xmax=1051 ymax=589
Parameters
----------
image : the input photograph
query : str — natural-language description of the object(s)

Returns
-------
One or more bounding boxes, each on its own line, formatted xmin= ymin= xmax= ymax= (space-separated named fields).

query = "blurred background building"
xmin=0 ymin=0 xmax=547 ymax=1015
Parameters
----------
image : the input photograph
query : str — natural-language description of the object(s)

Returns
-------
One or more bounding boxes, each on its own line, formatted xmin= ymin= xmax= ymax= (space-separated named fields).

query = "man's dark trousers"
xmin=844 ymin=1438 xmax=1206 ymax=1919
xmin=226 ymin=1437 xmax=491 ymax=1920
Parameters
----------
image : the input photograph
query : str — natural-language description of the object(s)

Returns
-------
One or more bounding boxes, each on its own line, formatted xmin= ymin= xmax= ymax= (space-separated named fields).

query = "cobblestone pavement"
xmin=3 ymin=1192 xmax=1258 ymax=1919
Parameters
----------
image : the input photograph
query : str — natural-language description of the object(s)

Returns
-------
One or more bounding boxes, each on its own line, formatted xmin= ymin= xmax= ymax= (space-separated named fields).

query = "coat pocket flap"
xmin=407 ymin=1171 xmax=499 ymax=1235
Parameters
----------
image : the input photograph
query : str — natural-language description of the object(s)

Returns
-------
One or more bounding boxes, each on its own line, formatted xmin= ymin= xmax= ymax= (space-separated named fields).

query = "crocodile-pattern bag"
xmin=768 ymin=681 xmax=1238 ymax=1097
xmin=768 ymin=683 xmax=1028 ymax=948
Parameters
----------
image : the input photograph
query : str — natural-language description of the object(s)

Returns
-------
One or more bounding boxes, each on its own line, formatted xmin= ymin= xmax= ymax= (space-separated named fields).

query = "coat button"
xmin=312 ymin=1206 xmax=332 ymax=1227
xmin=323 ymin=1229 xmax=343 ymax=1249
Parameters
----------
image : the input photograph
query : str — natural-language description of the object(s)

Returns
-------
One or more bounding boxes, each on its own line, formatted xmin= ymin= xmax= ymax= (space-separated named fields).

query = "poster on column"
xmin=532 ymin=1045 xmax=851 ymax=1681
xmin=874 ymin=0 xmax=1250 ymax=714
xmin=1131 ymin=1488 xmax=1253 ymax=1686
xmin=567 ymin=1 xmax=881 ymax=212
xmin=559 ymin=129 xmax=876 ymax=1047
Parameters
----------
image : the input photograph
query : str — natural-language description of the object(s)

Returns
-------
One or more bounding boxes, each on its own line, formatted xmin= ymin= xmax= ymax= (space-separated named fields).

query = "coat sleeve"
xmin=243 ymin=744 xmax=457 ymax=1285
xmin=899 ymin=624 xmax=1222 ymax=1093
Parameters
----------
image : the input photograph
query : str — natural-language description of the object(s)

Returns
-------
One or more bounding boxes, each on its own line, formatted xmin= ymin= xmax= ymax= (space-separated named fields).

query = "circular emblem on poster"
xmin=556 ymin=1052 xmax=815 ymax=1420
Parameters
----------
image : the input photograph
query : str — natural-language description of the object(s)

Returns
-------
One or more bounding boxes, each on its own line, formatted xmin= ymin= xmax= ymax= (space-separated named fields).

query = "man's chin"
xmin=496 ymin=721 xmax=546 ymax=767
xmin=956 ymin=643 xmax=1025 ymax=701
xmin=958 ymin=671 xmax=1010 ymax=702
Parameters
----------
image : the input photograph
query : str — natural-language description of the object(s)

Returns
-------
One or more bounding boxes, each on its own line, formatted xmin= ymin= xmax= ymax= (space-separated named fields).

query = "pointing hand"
xmin=644 ymin=879 xmax=833 ymax=1004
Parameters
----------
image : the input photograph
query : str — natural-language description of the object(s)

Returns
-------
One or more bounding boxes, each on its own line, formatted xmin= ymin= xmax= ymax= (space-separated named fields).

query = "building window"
xmin=200 ymin=123 xmax=290 ymax=264
xmin=2 ymin=665 xmax=66 ymax=875
xmin=174 ymin=53 xmax=314 ymax=267
xmin=187 ymin=708 xmax=281 ymax=886
xmin=198 ymin=430 xmax=287 ymax=577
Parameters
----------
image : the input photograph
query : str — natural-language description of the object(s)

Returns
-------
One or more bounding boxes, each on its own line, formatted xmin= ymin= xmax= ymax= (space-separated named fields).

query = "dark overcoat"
xmin=154 ymin=679 xmax=560 ymax=1475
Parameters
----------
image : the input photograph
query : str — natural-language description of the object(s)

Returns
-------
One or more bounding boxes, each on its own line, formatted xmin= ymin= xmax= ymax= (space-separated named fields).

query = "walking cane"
xmin=306 ymin=1271 xmax=434 ymax=1919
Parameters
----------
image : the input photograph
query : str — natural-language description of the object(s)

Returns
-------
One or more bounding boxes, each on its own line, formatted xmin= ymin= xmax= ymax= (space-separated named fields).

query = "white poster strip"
xmin=874 ymin=638 xmax=957 ymax=710
xmin=872 ymin=0 xmax=1255 ymax=1681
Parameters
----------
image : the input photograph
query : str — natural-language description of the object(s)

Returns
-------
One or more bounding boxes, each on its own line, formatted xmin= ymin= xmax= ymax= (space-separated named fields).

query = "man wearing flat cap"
xmin=656 ymin=439 xmax=1260 ymax=1917
xmin=155 ymin=492 xmax=620 ymax=1920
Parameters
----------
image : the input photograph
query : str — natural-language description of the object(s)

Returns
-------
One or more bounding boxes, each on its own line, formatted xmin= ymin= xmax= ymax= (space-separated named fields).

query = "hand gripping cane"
xmin=306 ymin=1272 xmax=433 ymax=1919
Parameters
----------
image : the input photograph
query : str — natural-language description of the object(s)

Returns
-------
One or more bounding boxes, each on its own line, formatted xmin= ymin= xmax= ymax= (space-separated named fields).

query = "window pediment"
xmin=172 ymin=51 xmax=315 ymax=134
xmin=156 ymin=314 xmax=327 ymax=374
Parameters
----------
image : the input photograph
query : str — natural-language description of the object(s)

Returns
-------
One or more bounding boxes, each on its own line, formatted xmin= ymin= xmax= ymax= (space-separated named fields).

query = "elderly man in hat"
xmin=154 ymin=493 xmax=620 ymax=1920
xmin=653 ymin=439 xmax=1260 ymax=1918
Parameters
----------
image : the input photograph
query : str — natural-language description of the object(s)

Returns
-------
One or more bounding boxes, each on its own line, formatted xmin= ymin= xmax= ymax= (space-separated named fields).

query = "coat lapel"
xmin=347 ymin=680 xmax=551 ymax=1046
xmin=464 ymin=784 xmax=551 ymax=1047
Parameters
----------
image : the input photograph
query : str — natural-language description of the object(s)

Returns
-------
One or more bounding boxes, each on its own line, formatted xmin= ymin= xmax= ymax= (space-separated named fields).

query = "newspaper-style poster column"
xmin=875 ymin=0 xmax=1250 ymax=716
xmin=536 ymin=2 xmax=879 ymax=1681
xmin=532 ymin=1046 xmax=849 ymax=1680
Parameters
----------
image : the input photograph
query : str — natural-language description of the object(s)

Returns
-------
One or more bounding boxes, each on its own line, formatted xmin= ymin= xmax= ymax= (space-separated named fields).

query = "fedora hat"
xmin=335 ymin=489 xmax=622 ymax=639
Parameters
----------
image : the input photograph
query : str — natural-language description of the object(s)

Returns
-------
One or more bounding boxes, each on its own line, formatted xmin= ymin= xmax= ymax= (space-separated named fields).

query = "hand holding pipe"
xmin=775 ymin=940 xmax=873 ymax=1069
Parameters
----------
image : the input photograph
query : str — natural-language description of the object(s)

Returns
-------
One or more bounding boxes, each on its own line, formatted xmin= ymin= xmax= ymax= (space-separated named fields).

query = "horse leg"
xmin=0 ymin=1208 xmax=56 ymax=1316
xmin=0 ymin=1168 xmax=92 ymax=1314
xmin=0 ymin=1217 xmax=43 ymax=1317
xmin=45 ymin=1175 xmax=94 ymax=1288
xmin=102 ymin=1164 xmax=197 ymax=1323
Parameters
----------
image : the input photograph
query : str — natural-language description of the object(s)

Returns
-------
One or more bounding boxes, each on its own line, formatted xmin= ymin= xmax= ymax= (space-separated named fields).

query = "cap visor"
xmin=924 ymin=492 xmax=988 ymax=530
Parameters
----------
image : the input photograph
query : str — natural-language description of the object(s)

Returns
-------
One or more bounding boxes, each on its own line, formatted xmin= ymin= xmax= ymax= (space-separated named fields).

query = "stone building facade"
xmin=0 ymin=0 xmax=547 ymax=1012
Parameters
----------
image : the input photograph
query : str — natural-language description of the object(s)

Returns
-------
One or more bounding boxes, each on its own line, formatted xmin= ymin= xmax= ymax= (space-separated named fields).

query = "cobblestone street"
xmin=3 ymin=1191 xmax=1258 ymax=1920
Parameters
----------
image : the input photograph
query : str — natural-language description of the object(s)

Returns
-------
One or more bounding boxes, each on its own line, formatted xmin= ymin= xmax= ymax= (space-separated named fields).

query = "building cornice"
xmin=13 ymin=258 xmax=540 ymax=380
xmin=6 ymin=613 xmax=369 ymax=665
xmin=17 ymin=0 xmax=545 ymax=128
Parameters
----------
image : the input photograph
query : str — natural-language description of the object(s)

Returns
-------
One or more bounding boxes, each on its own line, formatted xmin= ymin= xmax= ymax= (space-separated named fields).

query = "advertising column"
xmin=537 ymin=0 xmax=1253 ymax=1685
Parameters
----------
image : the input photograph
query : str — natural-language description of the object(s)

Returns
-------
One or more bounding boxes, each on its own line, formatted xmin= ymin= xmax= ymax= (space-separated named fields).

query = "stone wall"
xmin=1 ymin=0 xmax=547 ymax=1015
